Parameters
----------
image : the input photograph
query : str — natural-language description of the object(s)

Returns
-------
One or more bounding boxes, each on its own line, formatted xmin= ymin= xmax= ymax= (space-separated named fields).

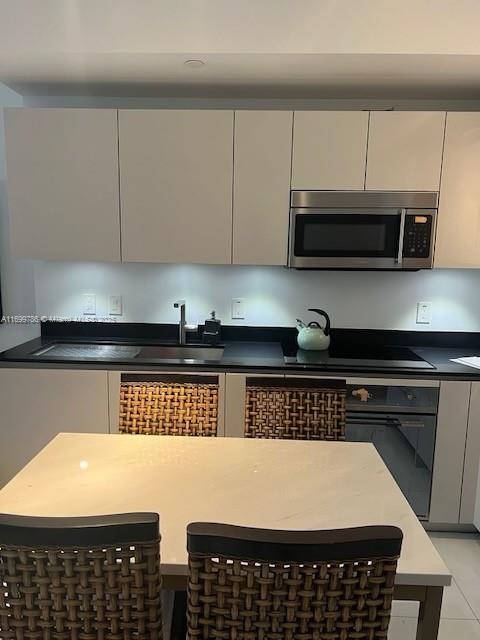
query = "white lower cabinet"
xmin=224 ymin=373 xmax=248 ymax=438
xmin=224 ymin=373 xmax=285 ymax=438
xmin=463 ymin=383 xmax=480 ymax=527
xmin=430 ymin=381 xmax=471 ymax=524
xmin=0 ymin=369 xmax=109 ymax=487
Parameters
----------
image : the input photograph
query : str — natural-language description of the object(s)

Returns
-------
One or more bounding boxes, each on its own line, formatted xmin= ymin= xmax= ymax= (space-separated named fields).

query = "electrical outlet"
xmin=109 ymin=294 xmax=122 ymax=316
xmin=82 ymin=294 xmax=96 ymax=315
xmin=416 ymin=301 xmax=431 ymax=324
xmin=231 ymin=298 xmax=245 ymax=320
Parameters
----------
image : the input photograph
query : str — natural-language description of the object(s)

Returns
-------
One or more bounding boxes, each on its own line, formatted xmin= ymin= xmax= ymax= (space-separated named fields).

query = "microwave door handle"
xmin=396 ymin=208 xmax=407 ymax=265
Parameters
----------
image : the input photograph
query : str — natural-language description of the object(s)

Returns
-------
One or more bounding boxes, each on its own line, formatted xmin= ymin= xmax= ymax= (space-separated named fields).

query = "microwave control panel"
xmin=403 ymin=214 xmax=433 ymax=258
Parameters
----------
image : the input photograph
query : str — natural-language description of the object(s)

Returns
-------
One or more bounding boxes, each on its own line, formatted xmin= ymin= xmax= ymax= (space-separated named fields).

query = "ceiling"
xmin=2 ymin=0 xmax=480 ymax=98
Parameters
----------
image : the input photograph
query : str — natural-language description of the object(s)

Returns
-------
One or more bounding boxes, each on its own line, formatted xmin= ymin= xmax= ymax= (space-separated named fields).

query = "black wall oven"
xmin=289 ymin=191 xmax=438 ymax=270
xmin=346 ymin=381 xmax=439 ymax=519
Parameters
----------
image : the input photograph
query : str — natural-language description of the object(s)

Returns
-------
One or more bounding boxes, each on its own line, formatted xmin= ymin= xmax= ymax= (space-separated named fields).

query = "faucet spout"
xmin=173 ymin=300 xmax=187 ymax=345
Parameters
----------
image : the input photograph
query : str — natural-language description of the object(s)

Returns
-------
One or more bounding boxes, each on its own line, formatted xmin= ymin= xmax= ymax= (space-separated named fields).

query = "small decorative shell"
xmin=352 ymin=388 xmax=373 ymax=402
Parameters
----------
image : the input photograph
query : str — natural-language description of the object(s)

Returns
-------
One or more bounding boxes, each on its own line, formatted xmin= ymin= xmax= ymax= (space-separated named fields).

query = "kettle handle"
xmin=308 ymin=309 xmax=331 ymax=336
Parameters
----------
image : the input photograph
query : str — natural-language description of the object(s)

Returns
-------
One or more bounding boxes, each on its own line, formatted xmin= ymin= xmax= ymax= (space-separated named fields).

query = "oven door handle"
xmin=347 ymin=415 xmax=426 ymax=429
xmin=395 ymin=208 xmax=407 ymax=265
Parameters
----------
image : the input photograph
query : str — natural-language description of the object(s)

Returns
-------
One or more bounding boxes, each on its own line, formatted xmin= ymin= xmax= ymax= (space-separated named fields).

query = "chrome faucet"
xmin=173 ymin=300 xmax=197 ymax=345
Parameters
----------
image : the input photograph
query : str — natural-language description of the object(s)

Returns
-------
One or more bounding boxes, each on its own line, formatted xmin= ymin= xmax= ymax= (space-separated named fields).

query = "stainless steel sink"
xmin=135 ymin=345 xmax=224 ymax=361
xmin=33 ymin=343 xmax=142 ymax=359
xmin=31 ymin=341 xmax=224 ymax=362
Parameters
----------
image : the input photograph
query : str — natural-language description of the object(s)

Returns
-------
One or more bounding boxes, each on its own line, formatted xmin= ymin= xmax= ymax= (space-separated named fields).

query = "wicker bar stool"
xmin=0 ymin=512 xmax=163 ymax=640
xmin=119 ymin=374 xmax=219 ymax=437
xmin=187 ymin=522 xmax=403 ymax=640
xmin=245 ymin=377 xmax=347 ymax=440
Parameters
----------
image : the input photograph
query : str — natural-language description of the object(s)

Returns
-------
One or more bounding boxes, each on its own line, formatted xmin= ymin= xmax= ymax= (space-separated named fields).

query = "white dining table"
xmin=0 ymin=433 xmax=451 ymax=640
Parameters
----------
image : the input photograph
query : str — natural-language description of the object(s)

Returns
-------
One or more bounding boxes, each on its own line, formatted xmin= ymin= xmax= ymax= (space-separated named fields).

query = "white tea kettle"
xmin=296 ymin=309 xmax=331 ymax=351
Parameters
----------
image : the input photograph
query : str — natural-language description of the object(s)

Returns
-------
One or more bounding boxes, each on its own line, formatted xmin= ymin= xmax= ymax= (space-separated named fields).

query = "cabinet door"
xmin=435 ymin=113 xmax=480 ymax=268
xmin=119 ymin=110 xmax=233 ymax=264
xmin=4 ymin=108 xmax=121 ymax=261
xmin=430 ymin=381 xmax=471 ymax=524
xmin=366 ymin=111 xmax=445 ymax=191
xmin=233 ymin=111 xmax=292 ymax=265
xmin=224 ymin=373 xmax=285 ymax=438
xmin=291 ymin=111 xmax=368 ymax=190
xmin=0 ymin=369 xmax=109 ymax=487
xmin=463 ymin=382 xmax=480 ymax=525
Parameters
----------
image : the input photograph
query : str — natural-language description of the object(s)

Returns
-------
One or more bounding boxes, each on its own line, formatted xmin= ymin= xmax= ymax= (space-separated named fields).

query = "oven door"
xmin=289 ymin=208 xmax=406 ymax=269
xmin=346 ymin=411 xmax=436 ymax=519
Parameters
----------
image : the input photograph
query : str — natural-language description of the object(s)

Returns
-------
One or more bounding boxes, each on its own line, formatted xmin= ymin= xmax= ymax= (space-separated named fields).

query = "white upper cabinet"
xmin=4 ymin=108 xmax=121 ymax=261
xmin=119 ymin=110 xmax=234 ymax=264
xmin=366 ymin=111 xmax=446 ymax=191
xmin=435 ymin=113 xmax=480 ymax=268
xmin=233 ymin=111 xmax=292 ymax=266
xmin=291 ymin=111 xmax=368 ymax=190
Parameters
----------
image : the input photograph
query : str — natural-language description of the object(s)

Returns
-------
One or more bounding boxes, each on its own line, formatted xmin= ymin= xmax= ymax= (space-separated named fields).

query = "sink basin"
xmin=33 ymin=343 xmax=142 ymax=359
xmin=136 ymin=345 xmax=224 ymax=361
xmin=31 ymin=341 xmax=224 ymax=362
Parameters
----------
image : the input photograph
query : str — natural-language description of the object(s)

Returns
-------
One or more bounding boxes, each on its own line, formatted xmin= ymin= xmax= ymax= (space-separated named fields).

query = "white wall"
xmin=34 ymin=261 xmax=480 ymax=332
xmin=0 ymin=84 xmax=39 ymax=350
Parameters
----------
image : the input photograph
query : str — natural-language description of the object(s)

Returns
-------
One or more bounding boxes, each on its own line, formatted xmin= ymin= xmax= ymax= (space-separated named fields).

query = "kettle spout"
xmin=296 ymin=318 xmax=306 ymax=331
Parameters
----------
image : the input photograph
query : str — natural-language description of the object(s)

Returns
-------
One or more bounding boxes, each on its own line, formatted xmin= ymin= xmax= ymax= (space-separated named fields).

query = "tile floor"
xmin=389 ymin=532 xmax=480 ymax=639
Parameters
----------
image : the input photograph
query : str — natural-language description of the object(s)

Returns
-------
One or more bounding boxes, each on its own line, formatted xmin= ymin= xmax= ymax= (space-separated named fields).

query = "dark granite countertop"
xmin=0 ymin=335 xmax=287 ymax=371
xmin=1 ymin=322 xmax=480 ymax=380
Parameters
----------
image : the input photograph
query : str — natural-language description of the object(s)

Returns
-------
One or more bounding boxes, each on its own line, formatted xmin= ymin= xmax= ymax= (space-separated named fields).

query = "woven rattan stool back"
xmin=187 ymin=522 xmax=403 ymax=640
xmin=245 ymin=377 xmax=347 ymax=440
xmin=119 ymin=375 xmax=219 ymax=436
xmin=0 ymin=513 xmax=162 ymax=640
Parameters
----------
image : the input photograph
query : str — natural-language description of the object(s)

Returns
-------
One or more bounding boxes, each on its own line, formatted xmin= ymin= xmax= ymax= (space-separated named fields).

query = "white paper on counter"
xmin=450 ymin=356 xmax=480 ymax=370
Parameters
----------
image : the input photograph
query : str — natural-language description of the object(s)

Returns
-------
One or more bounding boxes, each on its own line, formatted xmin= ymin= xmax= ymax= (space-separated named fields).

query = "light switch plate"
xmin=82 ymin=293 xmax=96 ymax=315
xmin=416 ymin=301 xmax=432 ymax=324
xmin=232 ymin=298 xmax=245 ymax=320
xmin=109 ymin=294 xmax=122 ymax=315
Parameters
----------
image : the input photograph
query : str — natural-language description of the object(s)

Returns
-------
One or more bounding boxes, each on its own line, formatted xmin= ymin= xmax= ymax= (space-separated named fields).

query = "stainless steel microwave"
xmin=288 ymin=191 xmax=438 ymax=270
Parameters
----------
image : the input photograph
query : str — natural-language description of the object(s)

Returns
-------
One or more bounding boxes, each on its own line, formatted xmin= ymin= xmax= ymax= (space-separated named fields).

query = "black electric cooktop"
xmin=283 ymin=343 xmax=435 ymax=370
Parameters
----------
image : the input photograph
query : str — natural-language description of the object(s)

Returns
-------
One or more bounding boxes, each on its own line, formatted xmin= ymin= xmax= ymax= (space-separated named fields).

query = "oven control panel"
xmin=403 ymin=214 xmax=433 ymax=258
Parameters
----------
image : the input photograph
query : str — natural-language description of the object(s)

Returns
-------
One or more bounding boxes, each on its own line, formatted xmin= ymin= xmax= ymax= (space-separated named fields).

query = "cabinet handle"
xmin=347 ymin=415 xmax=426 ymax=429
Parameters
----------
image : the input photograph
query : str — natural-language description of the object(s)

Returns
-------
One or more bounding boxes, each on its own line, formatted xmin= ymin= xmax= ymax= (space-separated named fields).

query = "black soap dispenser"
xmin=202 ymin=311 xmax=222 ymax=345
